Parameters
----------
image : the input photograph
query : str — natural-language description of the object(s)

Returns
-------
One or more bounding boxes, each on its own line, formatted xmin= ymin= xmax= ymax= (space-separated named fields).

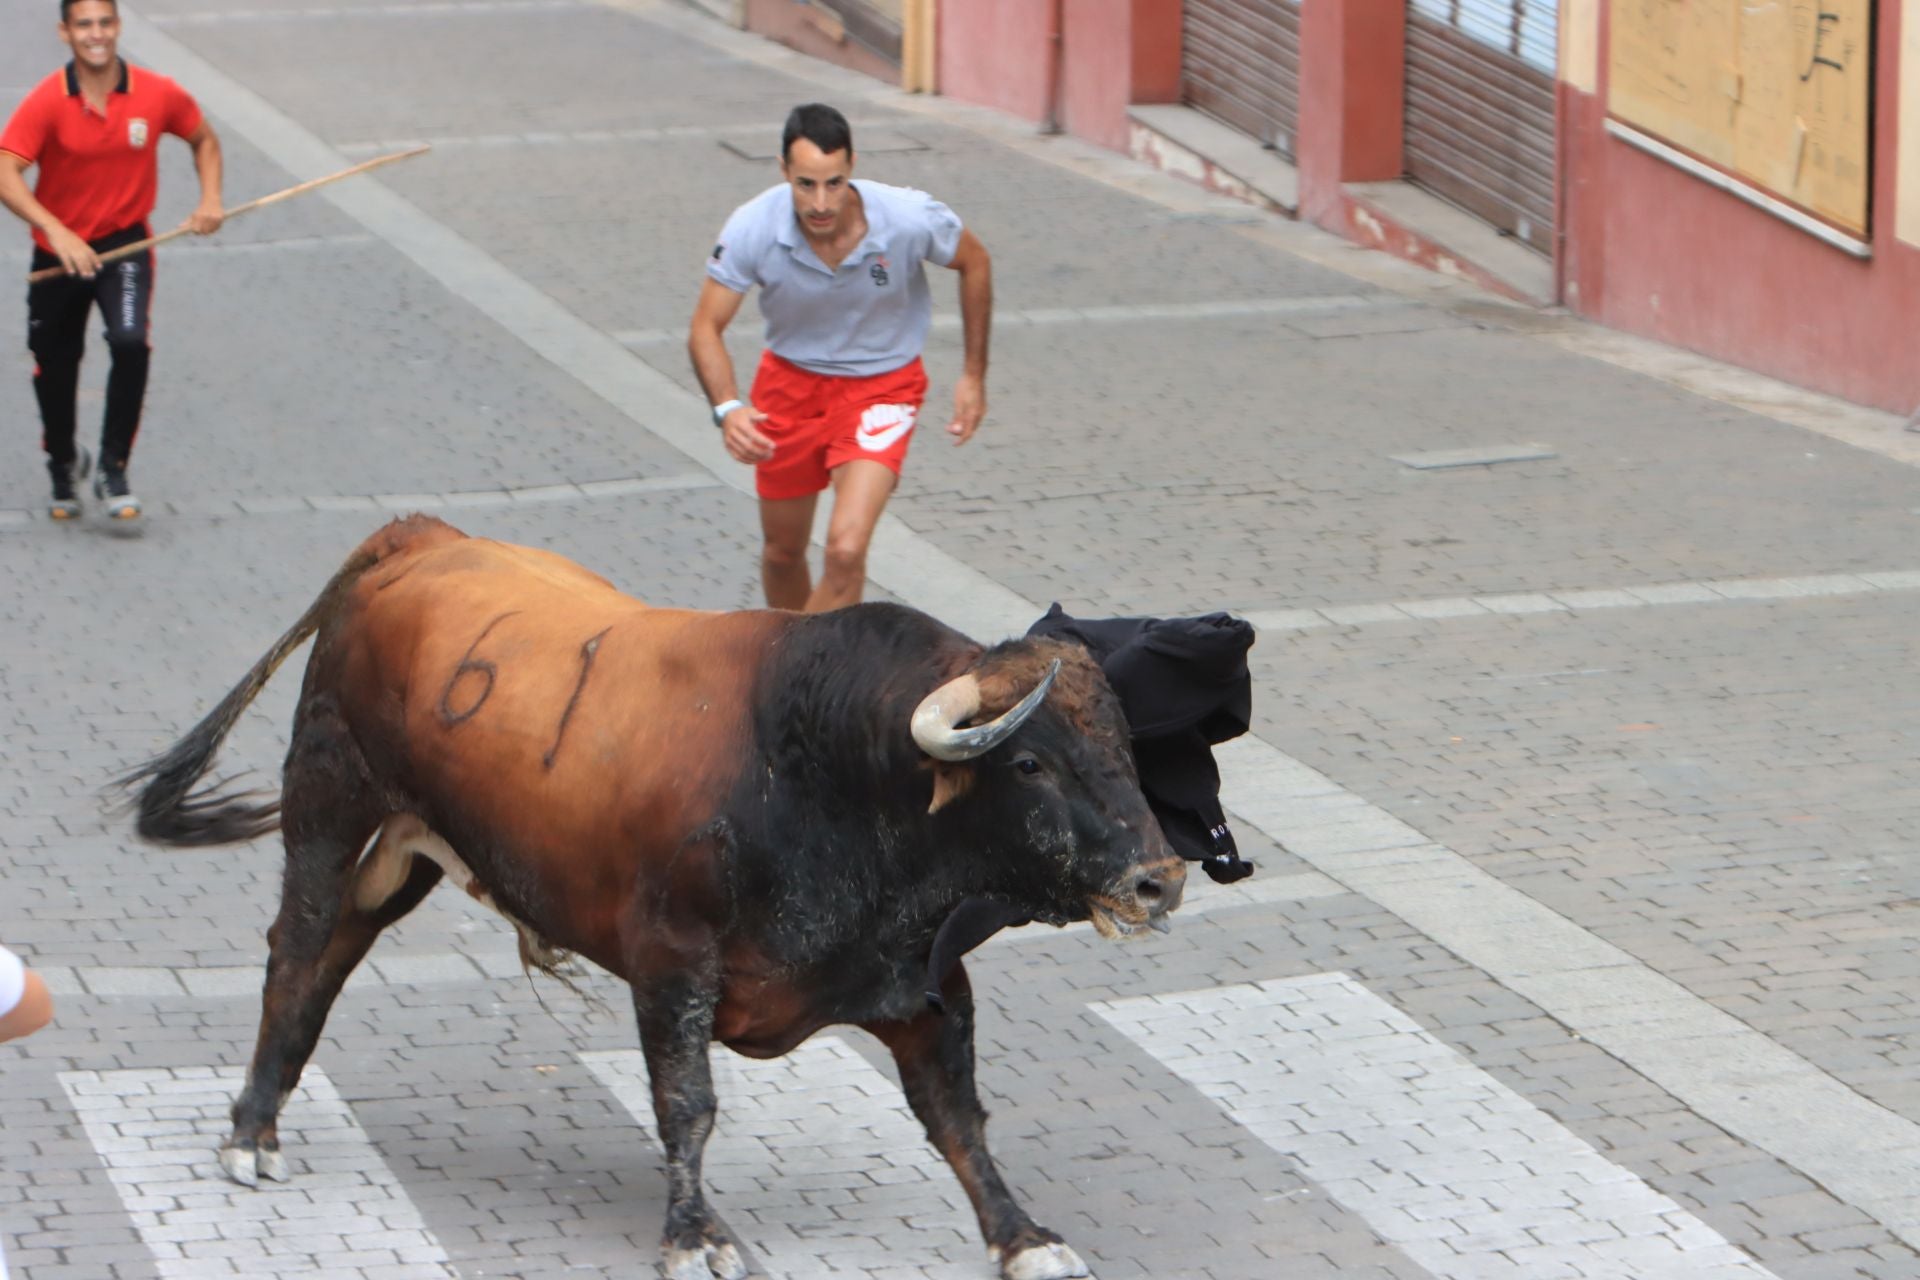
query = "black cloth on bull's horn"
xmin=1030 ymin=603 xmax=1256 ymax=881
xmin=923 ymin=604 xmax=1258 ymax=1011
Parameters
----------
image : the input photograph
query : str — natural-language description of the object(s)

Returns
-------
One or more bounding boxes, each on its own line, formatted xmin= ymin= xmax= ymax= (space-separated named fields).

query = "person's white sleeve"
xmin=0 ymin=945 xmax=25 ymax=1020
xmin=705 ymin=203 xmax=763 ymax=294
xmin=919 ymin=194 xmax=964 ymax=267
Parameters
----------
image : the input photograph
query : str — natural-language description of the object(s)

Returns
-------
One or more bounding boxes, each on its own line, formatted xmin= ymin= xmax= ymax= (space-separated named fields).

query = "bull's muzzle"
xmin=1132 ymin=856 xmax=1186 ymax=918
xmin=1090 ymin=856 xmax=1187 ymax=939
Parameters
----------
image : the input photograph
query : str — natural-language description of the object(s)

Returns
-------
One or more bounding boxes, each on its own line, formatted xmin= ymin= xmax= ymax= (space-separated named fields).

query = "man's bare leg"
xmin=805 ymin=460 xmax=897 ymax=613
xmin=759 ymin=493 xmax=819 ymax=609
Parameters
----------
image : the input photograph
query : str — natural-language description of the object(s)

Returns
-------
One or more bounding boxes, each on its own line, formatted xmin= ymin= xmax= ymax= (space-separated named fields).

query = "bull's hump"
xmin=359 ymin=512 xmax=467 ymax=562
xmin=368 ymin=537 xmax=628 ymax=602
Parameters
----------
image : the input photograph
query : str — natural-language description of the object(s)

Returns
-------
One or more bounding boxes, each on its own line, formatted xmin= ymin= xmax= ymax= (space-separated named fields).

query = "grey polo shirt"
xmin=706 ymin=178 xmax=964 ymax=378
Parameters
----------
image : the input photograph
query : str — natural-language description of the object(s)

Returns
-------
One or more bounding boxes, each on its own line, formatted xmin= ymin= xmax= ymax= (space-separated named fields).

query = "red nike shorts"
xmin=748 ymin=351 xmax=929 ymax=501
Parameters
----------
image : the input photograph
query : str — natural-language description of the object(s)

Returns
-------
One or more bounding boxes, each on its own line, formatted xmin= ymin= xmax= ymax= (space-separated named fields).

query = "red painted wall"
xmin=938 ymin=0 xmax=1182 ymax=151
xmin=936 ymin=0 xmax=1053 ymax=126
xmin=1055 ymin=0 xmax=1186 ymax=150
xmin=1131 ymin=0 xmax=1182 ymax=102
xmin=1333 ymin=0 xmax=1404 ymax=181
xmin=1059 ymin=0 xmax=1134 ymax=151
xmin=1563 ymin=2 xmax=1920 ymax=412
xmin=1296 ymin=0 xmax=1404 ymax=224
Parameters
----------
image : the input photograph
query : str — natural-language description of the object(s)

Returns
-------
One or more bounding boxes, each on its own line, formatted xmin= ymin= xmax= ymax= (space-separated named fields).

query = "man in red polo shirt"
xmin=0 ymin=0 xmax=223 ymax=523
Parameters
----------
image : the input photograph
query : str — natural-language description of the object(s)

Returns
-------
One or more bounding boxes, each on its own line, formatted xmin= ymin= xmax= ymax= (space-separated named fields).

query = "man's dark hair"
xmin=61 ymin=0 xmax=115 ymax=19
xmin=781 ymin=103 xmax=853 ymax=162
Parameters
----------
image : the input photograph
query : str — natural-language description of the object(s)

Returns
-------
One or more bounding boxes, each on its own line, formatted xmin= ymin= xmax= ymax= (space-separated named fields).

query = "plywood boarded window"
xmin=1607 ymin=0 xmax=1871 ymax=235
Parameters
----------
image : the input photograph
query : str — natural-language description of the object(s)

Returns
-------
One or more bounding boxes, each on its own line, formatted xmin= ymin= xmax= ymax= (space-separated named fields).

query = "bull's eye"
xmin=1014 ymin=755 xmax=1042 ymax=776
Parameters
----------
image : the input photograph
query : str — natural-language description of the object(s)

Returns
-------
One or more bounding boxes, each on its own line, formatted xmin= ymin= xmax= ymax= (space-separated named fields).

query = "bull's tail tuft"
xmin=113 ymin=538 xmax=393 ymax=846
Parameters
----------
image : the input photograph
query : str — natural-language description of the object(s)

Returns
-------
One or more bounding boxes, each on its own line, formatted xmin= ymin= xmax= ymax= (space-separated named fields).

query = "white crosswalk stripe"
xmin=50 ymin=997 xmax=1798 ymax=1279
xmin=1093 ymin=973 xmax=1782 ymax=1280
xmin=583 ymin=1037 xmax=1025 ymax=1280
xmin=59 ymin=1067 xmax=456 ymax=1278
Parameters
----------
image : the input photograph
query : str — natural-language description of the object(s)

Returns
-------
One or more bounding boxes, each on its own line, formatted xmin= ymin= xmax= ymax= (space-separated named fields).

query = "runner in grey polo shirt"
xmin=688 ymin=102 xmax=993 ymax=613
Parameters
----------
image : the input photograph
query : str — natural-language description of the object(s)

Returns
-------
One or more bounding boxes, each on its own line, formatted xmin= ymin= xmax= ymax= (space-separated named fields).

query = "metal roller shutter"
xmin=1182 ymin=0 xmax=1302 ymax=159
xmin=1403 ymin=0 xmax=1557 ymax=254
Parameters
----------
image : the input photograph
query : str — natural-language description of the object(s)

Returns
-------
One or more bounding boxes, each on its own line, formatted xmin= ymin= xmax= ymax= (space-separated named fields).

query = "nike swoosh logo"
xmin=856 ymin=404 xmax=916 ymax=452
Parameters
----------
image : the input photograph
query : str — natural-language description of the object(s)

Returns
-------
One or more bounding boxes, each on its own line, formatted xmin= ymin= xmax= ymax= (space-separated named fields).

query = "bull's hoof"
xmin=992 ymin=1241 xmax=1090 ymax=1280
xmin=218 ymin=1143 xmax=260 ymax=1187
xmin=662 ymin=1241 xmax=747 ymax=1280
xmin=257 ymin=1147 xmax=291 ymax=1183
xmin=218 ymin=1140 xmax=289 ymax=1188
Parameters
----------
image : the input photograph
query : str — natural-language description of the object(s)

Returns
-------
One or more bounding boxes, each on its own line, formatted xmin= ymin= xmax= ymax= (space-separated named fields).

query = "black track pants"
xmin=26 ymin=223 xmax=154 ymax=473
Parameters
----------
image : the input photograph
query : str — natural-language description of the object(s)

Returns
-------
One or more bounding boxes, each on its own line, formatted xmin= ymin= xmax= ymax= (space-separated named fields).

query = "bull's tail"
xmin=116 ymin=526 xmax=416 ymax=846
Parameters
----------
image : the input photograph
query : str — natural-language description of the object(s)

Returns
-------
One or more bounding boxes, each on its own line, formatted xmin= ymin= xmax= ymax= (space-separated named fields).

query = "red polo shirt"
xmin=0 ymin=60 xmax=203 ymax=252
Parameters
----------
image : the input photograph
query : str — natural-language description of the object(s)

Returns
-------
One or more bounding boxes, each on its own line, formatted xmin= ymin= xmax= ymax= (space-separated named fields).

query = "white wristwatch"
xmin=711 ymin=398 xmax=744 ymax=428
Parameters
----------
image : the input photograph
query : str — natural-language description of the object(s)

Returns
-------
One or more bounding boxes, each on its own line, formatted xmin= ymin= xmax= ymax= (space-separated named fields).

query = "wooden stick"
xmin=26 ymin=144 xmax=430 ymax=283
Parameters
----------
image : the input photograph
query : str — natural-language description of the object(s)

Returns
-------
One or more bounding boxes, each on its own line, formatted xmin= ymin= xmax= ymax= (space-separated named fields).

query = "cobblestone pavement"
xmin=4 ymin=1 xmax=1920 ymax=1278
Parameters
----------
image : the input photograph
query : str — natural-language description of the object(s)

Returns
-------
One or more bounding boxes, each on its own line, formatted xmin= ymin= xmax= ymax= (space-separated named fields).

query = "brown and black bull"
xmin=122 ymin=515 xmax=1184 ymax=1280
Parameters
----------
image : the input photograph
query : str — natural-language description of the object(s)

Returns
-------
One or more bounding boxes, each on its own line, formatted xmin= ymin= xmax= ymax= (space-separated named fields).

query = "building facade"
xmin=903 ymin=0 xmax=1920 ymax=414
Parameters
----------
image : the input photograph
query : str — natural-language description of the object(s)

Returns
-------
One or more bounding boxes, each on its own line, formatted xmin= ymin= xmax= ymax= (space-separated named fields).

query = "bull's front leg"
xmin=632 ymin=969 xmax=745 ymax=1280
xmin=865 ymin=964 xmax=1090 ymax=1280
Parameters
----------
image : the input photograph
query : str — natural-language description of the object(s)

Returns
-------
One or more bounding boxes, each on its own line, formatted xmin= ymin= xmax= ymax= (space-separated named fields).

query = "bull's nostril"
xmin=1136 ymin=877 xmax=1164 ymax=905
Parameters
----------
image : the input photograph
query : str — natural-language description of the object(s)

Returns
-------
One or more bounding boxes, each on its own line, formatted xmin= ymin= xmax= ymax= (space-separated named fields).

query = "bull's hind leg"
xmin=865 ymin=966 xmax=1089 ymax=1280
xmin=630 ymin=971 xmax=747 ymax=1280
xmin=221 ymin=730 xmax=443 ymax=1186
xmin=222 ymin=819 xmax=444 ymax=1185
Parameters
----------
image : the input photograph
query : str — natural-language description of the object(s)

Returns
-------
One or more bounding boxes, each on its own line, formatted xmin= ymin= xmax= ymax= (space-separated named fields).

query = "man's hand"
xmin=46 ymin=224 xmax=100 ymax=278
xmin=721 ymin=404 xmax=775 ymax=464
xmin=181 ymin=200 xmax=224 ymax=235
xmin=947 ymin=372 xmax=985 ymax=445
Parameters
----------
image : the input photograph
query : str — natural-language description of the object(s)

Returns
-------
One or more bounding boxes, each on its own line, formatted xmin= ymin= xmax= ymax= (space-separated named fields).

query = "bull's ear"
xmin=927 ymin=762 xmax=974 ymax=815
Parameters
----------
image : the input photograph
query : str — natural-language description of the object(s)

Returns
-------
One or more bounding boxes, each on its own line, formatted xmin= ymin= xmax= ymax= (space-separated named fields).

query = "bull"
xmin=122 ymin=516 xmax=1185 ymax=1280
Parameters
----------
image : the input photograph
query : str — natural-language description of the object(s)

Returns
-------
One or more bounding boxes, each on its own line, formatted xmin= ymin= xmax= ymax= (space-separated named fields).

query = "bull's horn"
xmin=910 ymin=658 xmax=1062 ymax=762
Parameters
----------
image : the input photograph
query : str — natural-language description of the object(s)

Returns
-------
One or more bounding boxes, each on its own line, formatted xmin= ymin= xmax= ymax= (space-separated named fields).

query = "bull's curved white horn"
xmin=910 ymin=658 xmax=1062 ymax=762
